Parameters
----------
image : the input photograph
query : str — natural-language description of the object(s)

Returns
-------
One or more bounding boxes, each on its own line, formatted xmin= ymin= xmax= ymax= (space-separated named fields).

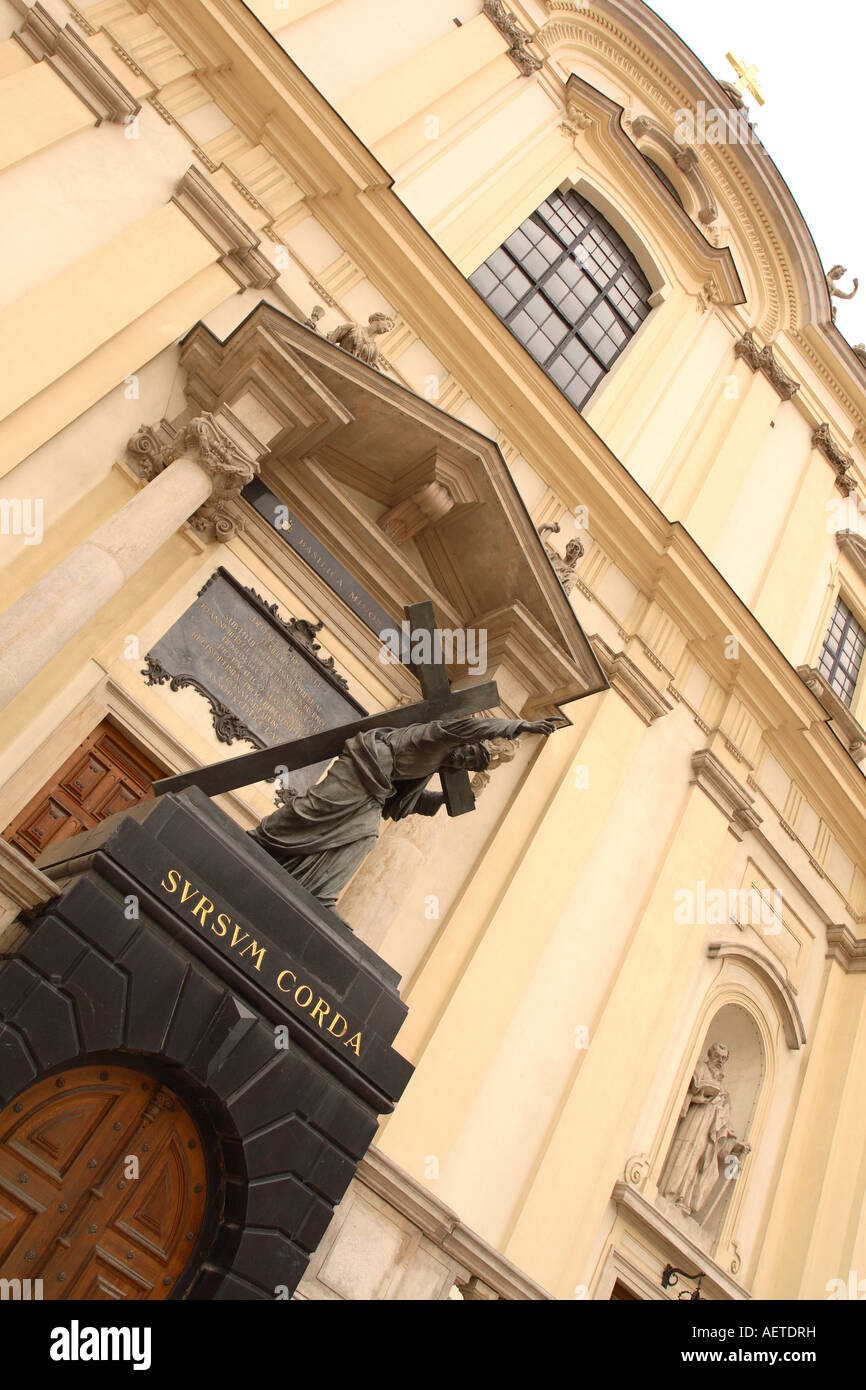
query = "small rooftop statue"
xmin=539 ymin=521 xmax=584 ymax=594
xmin=826 ymin=265 xmax=859 ymax=322
xmin=326 ymin=312 xmax=395 ymax=370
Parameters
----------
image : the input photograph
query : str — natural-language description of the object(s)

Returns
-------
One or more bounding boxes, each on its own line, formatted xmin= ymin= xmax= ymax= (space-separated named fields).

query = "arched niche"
xmin=656 ymin=1001 xmax=766 ymax=1247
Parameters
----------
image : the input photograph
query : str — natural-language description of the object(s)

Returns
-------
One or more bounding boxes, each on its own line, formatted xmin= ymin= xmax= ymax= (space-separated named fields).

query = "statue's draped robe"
xmin=660 ymin=1061 xmax=736 ymax=1216
xmin=253 ymin=717 xmax=524 ymax=908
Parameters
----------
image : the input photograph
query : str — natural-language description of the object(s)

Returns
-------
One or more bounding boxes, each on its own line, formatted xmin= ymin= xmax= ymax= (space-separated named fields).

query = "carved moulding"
xmin=592 ymin=638 xmax=673 ymax=725
xmin=483 ymin=1 xmax=543 ymax=75
xmin=733 ymin=331 xmax=801 ymax=401
xmin=706 ymin=942 xmax=806 ymax=1049
xmin=826 ymin=925 xmax=866 ymax=974
xmin=172 ymin=167 xmax=278 ymax=292
xmin=798 ymin=661 xmax=866 ymax=762
xmin=16 ymin=1 xmax=139 ymax=124
xmin=690 ymin=749 xmax=762 ymax=841
xmin=812 ymin=422 xmax=857 ymax=496
xmin=624 ymin=1153 xmax=651 ymax=1190
xmin=127 ymin=412 xmax=259 ymax=542
xmin=628 ymin=114 xmax=718 ymax=226
xmin=142 ymin=654 xmax=258 ymax=748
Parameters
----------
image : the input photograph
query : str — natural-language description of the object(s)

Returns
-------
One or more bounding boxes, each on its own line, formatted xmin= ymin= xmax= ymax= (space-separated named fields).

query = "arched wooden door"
xmin=0 ymin=1064 xmax=208 ymax=1299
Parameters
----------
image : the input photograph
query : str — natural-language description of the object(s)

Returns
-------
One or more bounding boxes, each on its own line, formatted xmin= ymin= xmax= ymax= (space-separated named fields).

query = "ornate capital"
xmin=812 ymin=422 xmax=857 ymax=495
xmin=733 ymin=331 xmax=801 ymax=401
xmin=16 ymin=1 xmax=139 ymax=124
xmin=483 ymin=1 xmax=543 ymax=75
xmin=128 ymin=413 xmax=260 ymax=542
xmin=561 ymin=96 xmax=594 ymax=139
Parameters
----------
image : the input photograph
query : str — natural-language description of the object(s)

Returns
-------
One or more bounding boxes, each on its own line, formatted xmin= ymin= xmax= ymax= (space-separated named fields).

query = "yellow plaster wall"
xmin=0 ymin=58 xmax=94 ymax=172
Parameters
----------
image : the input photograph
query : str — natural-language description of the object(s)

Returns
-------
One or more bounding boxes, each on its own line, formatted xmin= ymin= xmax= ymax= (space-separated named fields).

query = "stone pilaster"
xmin=0 ymin=414 xmax=258 ymax=712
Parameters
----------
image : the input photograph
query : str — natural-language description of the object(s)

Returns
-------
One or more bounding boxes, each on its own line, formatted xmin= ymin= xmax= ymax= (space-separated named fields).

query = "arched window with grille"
xmin=469 ymin=189 xmax=653 ymax=411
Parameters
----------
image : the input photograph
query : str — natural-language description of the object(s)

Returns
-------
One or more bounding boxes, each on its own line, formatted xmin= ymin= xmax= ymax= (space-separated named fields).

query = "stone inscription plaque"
xmin=143 ymin=568 xmax=367 ymax=795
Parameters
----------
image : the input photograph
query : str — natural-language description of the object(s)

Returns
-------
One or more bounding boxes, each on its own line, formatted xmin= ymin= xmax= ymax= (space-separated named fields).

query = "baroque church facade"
xmin=0 ymin=0 xmax=864 ymax=1302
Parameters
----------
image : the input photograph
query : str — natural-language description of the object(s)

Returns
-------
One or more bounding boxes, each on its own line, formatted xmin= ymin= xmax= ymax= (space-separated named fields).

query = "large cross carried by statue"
xmin=154 ymin=601 xmax=498 ymax=814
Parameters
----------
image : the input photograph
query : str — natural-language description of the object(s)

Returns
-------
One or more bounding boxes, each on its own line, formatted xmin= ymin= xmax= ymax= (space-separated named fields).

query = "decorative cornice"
xmin=357 ymin=1147 xmax=552 ymax=1299
xmin=559 ymin=76 xmax=745 ymax=307
xmin=539 ymin=3 xmax=834 ymax=337
xmin=835 ymin=529 xmax=866 ymax=582
xmin=0 ymin=838 xmax=59 ymax=924
xmin=826 ymin=924 xmax=866 ymax=973
xmin=707 ymin=941 xmax=806 ymax=1048
xmin=812 ymin=423 xmax=857 ymax=496
xmin=691 ymin=749 xmax=762 ymax=840
xmin=733 ymin=331 xmax=801 ymax=401
xmin=798 ymin=662 xmax=866 ymax=762
xmin=592 ymin=638 xmax=673 ymax=725
xmin=127 ymin=412 xmax=260 ymax=541
xmin=171 ymin=167 xmax=278 ymax=291
xmin=611 ymin=1182 xmax=749 ymax=1301
xmin=483 ymin=1 xmax=543 ymax=75
xmin=15 ymin=1 xmax=139 ymax=124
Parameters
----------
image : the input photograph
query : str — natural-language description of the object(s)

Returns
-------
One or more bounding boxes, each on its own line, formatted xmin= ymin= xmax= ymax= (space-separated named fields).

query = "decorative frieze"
xmin=171 ymin=167 xmax=277 ymax=291
xmin=812 ymin=422 xmax=857 ymax=496
xmin=16 ymin=1 xmax=140 ymax=125
xmin=482 ymin=1 xmax=543 ymax=75
xmin=690 ymin=749 xmax=762 ymax=840
xmin=733 ymin=331 xmax=801 ymax=401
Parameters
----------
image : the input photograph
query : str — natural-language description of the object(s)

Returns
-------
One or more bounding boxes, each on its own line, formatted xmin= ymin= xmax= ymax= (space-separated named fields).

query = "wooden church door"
xmin=2 ymin=719 xmax=167 ymax=862
xmin=0 ymin=1064 xmax=208 ymax=1299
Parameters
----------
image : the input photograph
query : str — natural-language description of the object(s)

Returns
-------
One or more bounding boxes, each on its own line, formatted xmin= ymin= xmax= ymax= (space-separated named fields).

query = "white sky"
xmin=646 ymin=0 xmax=866 ymax=345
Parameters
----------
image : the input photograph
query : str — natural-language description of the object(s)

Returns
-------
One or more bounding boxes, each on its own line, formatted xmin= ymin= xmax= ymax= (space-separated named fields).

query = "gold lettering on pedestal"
xmin=160 ymin=870 xmax=363 ymax=1055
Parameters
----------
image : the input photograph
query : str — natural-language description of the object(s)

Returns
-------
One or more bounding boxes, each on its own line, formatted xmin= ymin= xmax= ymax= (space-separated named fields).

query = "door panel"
xmin=0 ymin=1065 xmax=208 ymax=1300
xmin=3 ymin=721 xmax=167 ymax=861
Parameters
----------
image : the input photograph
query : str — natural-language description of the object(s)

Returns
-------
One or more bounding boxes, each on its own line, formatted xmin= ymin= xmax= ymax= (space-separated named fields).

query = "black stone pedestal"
xmin=0 ymin=789 xmax=413 ymax=1299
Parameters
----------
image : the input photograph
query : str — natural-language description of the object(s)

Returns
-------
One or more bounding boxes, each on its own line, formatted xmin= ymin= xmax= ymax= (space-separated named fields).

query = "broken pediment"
xmin=177 ymin=303 xmax=607 ymax=715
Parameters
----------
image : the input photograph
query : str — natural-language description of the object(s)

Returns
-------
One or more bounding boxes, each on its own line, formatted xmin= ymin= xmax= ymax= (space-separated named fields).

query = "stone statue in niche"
xmin=539 ymin=522 xmax=584 ymax=594
xmin=249 ymin=715 xmax=555 ymax=909
xmin=326 ymin=312 xmax=395 ymax=370
xmin=826 ymin=265 xmax=859 ymax=321
xmin=659 ymin=1042 xmax=751 ymax=1219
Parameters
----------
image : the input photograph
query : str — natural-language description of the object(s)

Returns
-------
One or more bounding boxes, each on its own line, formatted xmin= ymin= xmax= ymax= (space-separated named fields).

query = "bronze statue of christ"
xmin=250 ymin=715 xmax=555 ymax=907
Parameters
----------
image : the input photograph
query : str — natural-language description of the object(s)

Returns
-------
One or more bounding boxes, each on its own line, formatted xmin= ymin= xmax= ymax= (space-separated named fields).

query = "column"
xmin=0 ymin=415 xmax=256 ymax=712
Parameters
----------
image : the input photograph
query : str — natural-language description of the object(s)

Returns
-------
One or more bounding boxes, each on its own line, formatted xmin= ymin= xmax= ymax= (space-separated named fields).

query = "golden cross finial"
xmin=725 ymin=52 xmax=766 ymax=105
